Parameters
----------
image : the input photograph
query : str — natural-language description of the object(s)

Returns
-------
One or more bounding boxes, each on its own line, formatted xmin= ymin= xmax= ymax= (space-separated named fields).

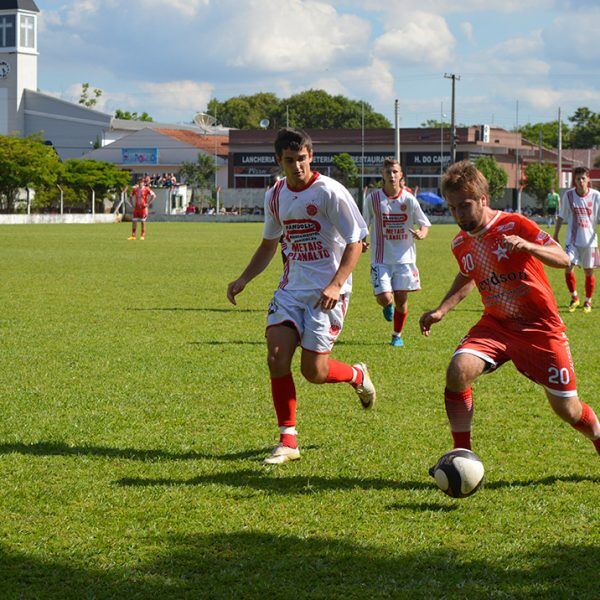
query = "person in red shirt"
xmin=128 ymin=176 xmax=156 ymax=240
xmin=419 ymin=161 xmax=600 ymax=458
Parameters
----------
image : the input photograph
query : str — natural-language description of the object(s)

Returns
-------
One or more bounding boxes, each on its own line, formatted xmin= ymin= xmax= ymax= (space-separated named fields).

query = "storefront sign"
xmin=121 ymin=148 xmax=159 ymax=165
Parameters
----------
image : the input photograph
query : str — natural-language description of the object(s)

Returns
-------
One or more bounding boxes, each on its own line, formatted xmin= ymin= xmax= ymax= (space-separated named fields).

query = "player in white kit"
xmin=553 ymin=167 xmax=600 ymax=313
xmin=227 ymin=128 xmax=375 ymax=465
xmin=363 ymin=158 xmax=430 ymax=346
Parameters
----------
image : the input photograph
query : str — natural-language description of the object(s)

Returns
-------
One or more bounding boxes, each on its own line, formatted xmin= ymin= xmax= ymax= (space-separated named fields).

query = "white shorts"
xmin=266 ymin=288 xmax=349 ymax=354
xmin=566 ymin=245 xmax=600 ymax=269
xmin=131 ymin=217 xmax=148 ymax=222
xmin=370 ymin=262 xmax=421 ymax=295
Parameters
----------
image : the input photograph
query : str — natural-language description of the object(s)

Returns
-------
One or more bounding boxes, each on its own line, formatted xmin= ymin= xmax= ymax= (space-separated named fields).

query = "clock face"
xmin=0 ymin=61 xmax=9 ymax=79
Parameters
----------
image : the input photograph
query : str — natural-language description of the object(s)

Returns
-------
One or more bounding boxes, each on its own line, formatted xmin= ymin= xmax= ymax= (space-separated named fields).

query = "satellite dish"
xmin=193 ymin=112 xmax=217 ymax=129
xmin=259 ymin=118 xmax=270 ymax=129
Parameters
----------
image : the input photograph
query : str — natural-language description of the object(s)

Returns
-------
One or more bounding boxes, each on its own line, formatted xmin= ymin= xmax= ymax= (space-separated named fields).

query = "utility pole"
xmin=394 ymin=99 xmax=400 ymax=162
xmin=444 ymin=73 xmax=460 ymax=164
xmin=558 ymin=107 xmax=563 ymax=191
xmin=516 ymin=99 xmax=521 ymax=214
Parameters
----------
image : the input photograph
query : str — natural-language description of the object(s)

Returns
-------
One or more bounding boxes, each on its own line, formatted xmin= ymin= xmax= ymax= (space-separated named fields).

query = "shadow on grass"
xmin=129 ymin=307 xmax=263 ymax=313
xmin=189 ymin=340 xmax=264 ymax=346
xmin=0 ymin=533 xmax=596 ymax=598
xmin=0 ymin=441 xmax=309 ymax=463
xmin=115 ymin=469 xmax=433 ymax=494
xmin=387 ymin=502 xmax=459 ymax=512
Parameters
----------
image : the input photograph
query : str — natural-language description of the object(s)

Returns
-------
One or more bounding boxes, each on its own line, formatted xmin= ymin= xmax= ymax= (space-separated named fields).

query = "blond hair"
xmin=441 ymin=160 xmax=488 ymax=199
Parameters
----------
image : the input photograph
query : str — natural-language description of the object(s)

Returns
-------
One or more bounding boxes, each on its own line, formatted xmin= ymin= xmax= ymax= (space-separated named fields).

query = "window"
xmin=0 ymin=15 xmax=16 ymax=48
xmin=20 ymin=15 xmax=35 ymax=49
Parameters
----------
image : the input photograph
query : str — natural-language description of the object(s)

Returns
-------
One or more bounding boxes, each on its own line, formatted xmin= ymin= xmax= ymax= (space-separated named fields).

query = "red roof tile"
xmin=155 ymin=129 xmax=229 ymax=157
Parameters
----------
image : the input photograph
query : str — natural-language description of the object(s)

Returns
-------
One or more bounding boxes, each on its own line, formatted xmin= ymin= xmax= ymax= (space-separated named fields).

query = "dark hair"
xmin=383 ymin=157 xmax=401 ymax=170
xmin=441 ymin=160 xmax=489 ymax=199
xmin=274 ymin=128 xmax=313 ymax=156
xmin=573 ymin=166 xmax=590 ymax=177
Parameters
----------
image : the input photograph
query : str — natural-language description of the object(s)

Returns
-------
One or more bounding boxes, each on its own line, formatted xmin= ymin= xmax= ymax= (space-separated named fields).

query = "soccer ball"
xmin=430 ymin=448 xmax=485 ymax=498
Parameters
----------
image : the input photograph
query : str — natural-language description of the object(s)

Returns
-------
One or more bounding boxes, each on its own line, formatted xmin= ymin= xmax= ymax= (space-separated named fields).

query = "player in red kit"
xmin=227 ymin=128 xmax=375 ymax=465
xmin=419 ymin=161 xmax=600 ymax=460
xmin=128 ymin=176 xmax=156 ymax=240
xmin=553 ymin=166 xmax=600 ymax=313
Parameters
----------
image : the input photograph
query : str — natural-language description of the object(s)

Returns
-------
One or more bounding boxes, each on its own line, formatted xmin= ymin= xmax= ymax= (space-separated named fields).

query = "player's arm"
xmin=317 ymin=241 xmax=362 ymax=310
xmin=502 ymin=234 xmax=569 ymax=269
xmin=409 ymin=225 xmax=429 ymax=240
xmin=226 ymin=237 xmax=279 ymax=305
xmin=148 ymin=189 xmax=157 ymax=205
xmin=552 ymin=216 xmax=564 ymax=242
xmin=419 ymin=272 xmax=474 ymax=336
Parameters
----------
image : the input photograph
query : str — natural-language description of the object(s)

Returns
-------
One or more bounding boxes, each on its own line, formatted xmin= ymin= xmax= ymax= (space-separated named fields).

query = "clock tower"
xmin=0 ymin=0 xmax=39 ymax=135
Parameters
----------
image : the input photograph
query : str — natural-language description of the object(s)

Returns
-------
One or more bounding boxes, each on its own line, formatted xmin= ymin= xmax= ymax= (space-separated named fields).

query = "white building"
xmin=0 ymin=0 xmax=230 ymax=168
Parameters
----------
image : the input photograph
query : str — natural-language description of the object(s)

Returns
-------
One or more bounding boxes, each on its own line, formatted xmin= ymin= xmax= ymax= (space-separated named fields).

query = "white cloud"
xmin=218 ymin=0 xmax=370 ymax=72
xmin=141 ymin=80 xmax=214 ymax=114
xmin=460 ymin=21 xmax=474 ymax=43
xmin=520 ymin=86 xmax=600 ymax=110
xmin=134 ymin=0 xmax=210 ymax=18
xmin=542 ymin=9 xmax=600 ymax=65
xmin=373 ymin=12 xmax=455 ymax=68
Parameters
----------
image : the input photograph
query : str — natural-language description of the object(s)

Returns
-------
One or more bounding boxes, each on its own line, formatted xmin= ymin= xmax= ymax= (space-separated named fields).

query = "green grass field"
xmin=0 ymin=222 xmax=597 ymax=599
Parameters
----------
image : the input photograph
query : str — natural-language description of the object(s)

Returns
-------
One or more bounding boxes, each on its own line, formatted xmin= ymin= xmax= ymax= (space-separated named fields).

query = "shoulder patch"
xmin=451 ymin=235 xmax=465 ymax=249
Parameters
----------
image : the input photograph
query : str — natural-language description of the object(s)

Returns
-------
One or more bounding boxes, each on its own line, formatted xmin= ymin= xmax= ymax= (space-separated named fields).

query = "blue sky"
xmin=35 ymin=0 xmax=600 ymax=129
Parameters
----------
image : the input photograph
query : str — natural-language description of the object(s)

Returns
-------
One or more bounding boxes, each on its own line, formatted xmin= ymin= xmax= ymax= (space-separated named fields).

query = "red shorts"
xmin=132 ymin=208 xmax=148 ymax=221
xmin=454 ymin=316 xmax=577 ymax=397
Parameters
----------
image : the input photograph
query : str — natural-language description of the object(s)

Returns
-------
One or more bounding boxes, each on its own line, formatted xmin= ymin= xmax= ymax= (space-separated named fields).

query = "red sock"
xmin=565 ymin=271 xmax=577 ymax=295
xmin=393 ymin=310 xmax=408 ymax=335
xmin=572 ymin=403 xmax=600 ymax=455
xmin=326 ymin=359 xmax=361 ymax=384
xmin=270 ymin=373 xmax=296 ymax=428
xmin=445 ymin=387 xmax=473 ymax=449
xmin=585 ymin=274 xmax=595 ymax=300
xmin=280 ymin=433 xmax=297 ymax=449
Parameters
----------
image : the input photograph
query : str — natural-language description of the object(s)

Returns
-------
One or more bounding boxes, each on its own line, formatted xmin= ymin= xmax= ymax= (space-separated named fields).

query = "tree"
xmin=473 ymin=156 xmax=507 ymax=203
xmin=207 ymin=90 xmax=391 ymax=129
xmin=284 ymin=90 xmax=391 ymax=129
xmin=60 ymin=159 xmax=130 ymax=208
xmin=78 ymin=83 xmax=102 ymax=108
xmin=524 ymin=162 xmax=557 ymax=212
xmin=0 ymin=135 xmax=61 ymax=212
xmin=568 ymin=107 xmax=600 ymax=148
xmin=178 ymin=152 xmax=217 ymax=203
xmin=114 ymin=109 xmax=153 ymax=122
xmin=594 ymin=154 xmax=600 ymax=168
xmin=333 ymin=153 xmax=359 ymax=188
xmin=519 ymin=121 xmax=566 ymax=149
xmin=208 ymin=92 xmax=281 ymax=129
xmin=421 ymin=119 xmax=455 ymax=128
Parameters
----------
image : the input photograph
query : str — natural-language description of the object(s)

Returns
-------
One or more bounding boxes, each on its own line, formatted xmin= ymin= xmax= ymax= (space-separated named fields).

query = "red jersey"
xmin=451 ymin=211 xmax=564 ymax=333
xmin=132 ymin=185 xmax=154 ymax=210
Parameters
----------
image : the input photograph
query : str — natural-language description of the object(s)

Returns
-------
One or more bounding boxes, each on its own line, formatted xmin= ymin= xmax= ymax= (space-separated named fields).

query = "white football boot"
xmin=263 ymin=443 xmax=301 ymax=465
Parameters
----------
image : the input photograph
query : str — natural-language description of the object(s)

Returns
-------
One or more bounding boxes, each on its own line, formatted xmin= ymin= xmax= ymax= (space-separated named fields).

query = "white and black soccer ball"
xmin=430 ymin=448 xmax=485 ymax=498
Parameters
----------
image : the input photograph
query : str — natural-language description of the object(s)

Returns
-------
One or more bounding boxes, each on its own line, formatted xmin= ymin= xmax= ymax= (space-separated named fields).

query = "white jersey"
xmin=264 ymin=173 xmax=367 ymax=294
xmin=363 ymin=188 xmax=431 ymax=264
xmin=559 ymin=187 xmax=600 ymax=248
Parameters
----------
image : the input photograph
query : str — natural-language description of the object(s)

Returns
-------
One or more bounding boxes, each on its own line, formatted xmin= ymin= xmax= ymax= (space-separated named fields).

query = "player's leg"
xmin=391 ymin=290 xmax=408 ymax=346
xmin=565 ymin=262 xmax=579 ymax=311
xmin=264 ymin=324 xmax=301 ymax=464
xmin=140 ymin=220 xmax=147 ymax=240
xmin=129 ymin=220 xmax=137 ymax=240
xmin=545 ymin=391 xmax=600 ymax=455
xmin=371 ymin=264 xmax=394 ymax=321
xmin=301 ymin=293 xmax=376 ymax=409
xmin=583 ymin=266 xmax=595 ymax=313
xmin=445 ymin=352 xmax=488 ymax=450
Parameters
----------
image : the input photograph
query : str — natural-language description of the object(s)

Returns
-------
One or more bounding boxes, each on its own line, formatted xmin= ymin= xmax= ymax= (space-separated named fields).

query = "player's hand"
xmin=409 ymin=228 xmax=425 ymax=240
xmin=315 ymin=284 xmax=340 ymax=311
xmin=419 ymin=309 xmax=444 ymax=336
xmin=361 ymin=240 xmax=370 ymax=253
xmin=502 ymin=234 xmax=531 ymax=253
xmin=226 ymin=277 xmax=246 ymax=305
